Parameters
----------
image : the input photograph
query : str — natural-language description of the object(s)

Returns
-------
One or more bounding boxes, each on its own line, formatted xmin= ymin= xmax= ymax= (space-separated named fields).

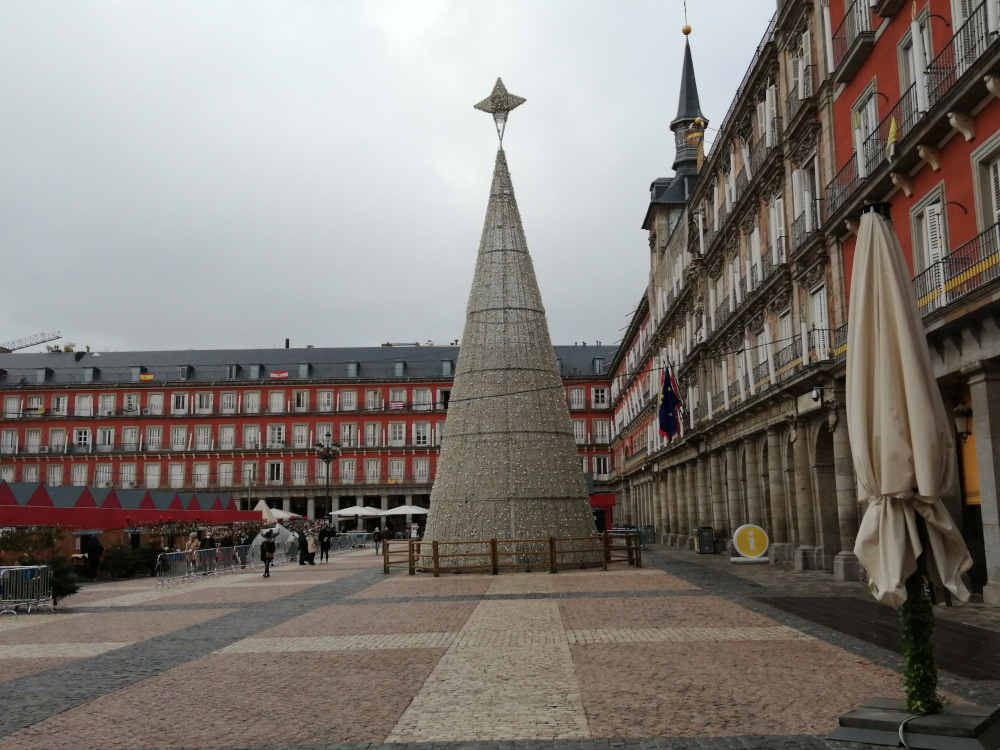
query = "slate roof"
xmin=0 ymin=344 xmax=617 ymax=386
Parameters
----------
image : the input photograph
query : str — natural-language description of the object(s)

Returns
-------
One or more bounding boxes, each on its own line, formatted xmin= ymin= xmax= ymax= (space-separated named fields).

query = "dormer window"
xmin=394 ymin=361 xmax=405 ymax=377
xmin=35 ymin=367 xmax=51 ymax=384
xmin=298 ymin=362 xmax=311 ymax=379
xmin=83 ymin=367 xmax=98 ymax=383
xmin=347 ymin=361 xmax=359 ymax=378
xmin=130 ymin=366 xmax=147 ymax=383
xmin=441 ymin=360 xmax=453 ymax=377
xmin=177 ymin=365 xmax=192 ymax=381
xmin=226 ymin=364 xmax=241 ymax=380
xmin=249 ymin=364 xmax=262 ymax=380
xmin=593 ymin=358 xmax=605 ymax=375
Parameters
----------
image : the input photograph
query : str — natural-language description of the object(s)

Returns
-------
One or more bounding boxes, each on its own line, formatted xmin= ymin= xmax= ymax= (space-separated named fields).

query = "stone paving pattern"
xmin=1 ymin=545 xmax=998 ymax=749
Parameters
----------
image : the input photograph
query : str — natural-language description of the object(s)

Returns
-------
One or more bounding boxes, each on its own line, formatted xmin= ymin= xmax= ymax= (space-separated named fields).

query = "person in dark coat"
xmin=318 ymin=526 xmax=331 ymax=563
xmin=260 ymin=531 xmax=276 ymax=578
xmin=372 ymin=527 xmax=382 ymax=555
xmin=85 ymin=536 xmax=104 ymax=580
xmin=297 ymin=530 xmax=308 ymax=565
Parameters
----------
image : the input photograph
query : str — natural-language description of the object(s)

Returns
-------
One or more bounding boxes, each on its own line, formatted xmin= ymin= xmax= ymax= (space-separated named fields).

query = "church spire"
xmin=670 ymin=28 xmax=706 ymax=175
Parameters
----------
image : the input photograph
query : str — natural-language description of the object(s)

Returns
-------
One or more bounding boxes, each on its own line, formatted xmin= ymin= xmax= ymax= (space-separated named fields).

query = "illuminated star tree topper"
xmin=473 ymin=78 xmax=526 ymax=147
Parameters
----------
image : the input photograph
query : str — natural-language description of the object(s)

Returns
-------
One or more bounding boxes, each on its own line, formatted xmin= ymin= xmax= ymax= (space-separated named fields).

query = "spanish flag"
xmin=139 ymin=373 xmax=154 ymax=381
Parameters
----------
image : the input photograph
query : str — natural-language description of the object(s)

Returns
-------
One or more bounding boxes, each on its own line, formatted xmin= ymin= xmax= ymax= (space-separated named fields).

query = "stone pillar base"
xmin=768 ymin=542 xmax=794 ymax=564
xmin=794 ymin=546 xmax=826 ymax=571
xmin=687 ymin=535 xmax=696 ymax=550
xmin=984 ymin=582 xmax=1000 ymax=606
xmin=833 ymin=551 xmax=862 ymax=582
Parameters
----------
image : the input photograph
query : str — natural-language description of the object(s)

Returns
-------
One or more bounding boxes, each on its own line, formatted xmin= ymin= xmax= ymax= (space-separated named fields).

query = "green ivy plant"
xmin=900 ymin=571 xmax=943 ymax=715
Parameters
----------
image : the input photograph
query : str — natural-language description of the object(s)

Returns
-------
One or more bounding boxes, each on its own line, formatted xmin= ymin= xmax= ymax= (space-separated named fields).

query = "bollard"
xmin=627 ymin=534 xmax=636 ymax=566
xmin=635 ymin=533 xmax=643 ymax=568
xmin=490 ymin=538 xmax=499 ymax=575
xmin=382 ymin=538 xmax=389 ymax=575
xmin=408 ymin=540 xmax=416 ymax=576
xmin=548 ymin=537 xmax=557 ymax=574
xmin=432 ymin=541 xmax=440 ymax=578
xmin=602 ymin=533 xmax=610 ymax=571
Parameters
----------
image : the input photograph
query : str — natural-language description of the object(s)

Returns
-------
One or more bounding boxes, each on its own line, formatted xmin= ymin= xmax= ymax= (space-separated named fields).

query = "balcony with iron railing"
xmin=752 ymin=360 xmax=771 ymax=387
xmin=785 ymin=64 xmax=816 ymax=124
xmin=774 ymin=339 xmax=801 ymax=375
xmin=914 ymin=221 xmax=1000 ymax=317
xmin=832 ymin=0 xmax=875 ymax=83
xmin=712 ymin=390 xmax=725 ymax=414
xmin=791 ymin=199 xmax=822 ymax=251
xmin=43 ymin=469 xmax=439 ymax=492
xmin=826 ymin=2 xmax=998 ymax=219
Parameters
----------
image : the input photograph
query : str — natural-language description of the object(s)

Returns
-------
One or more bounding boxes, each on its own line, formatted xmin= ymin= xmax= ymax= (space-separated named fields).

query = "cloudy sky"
xmin=0 ymin=0 xmax=773 ymax=354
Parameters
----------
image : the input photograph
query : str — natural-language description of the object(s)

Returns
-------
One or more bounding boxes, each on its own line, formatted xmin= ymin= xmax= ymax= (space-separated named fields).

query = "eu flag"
xmin=658 ymin=367 xmax=682 ymax=439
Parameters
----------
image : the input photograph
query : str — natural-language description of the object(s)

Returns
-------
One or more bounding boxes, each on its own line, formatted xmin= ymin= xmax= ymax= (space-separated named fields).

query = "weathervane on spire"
xmin=474 ymin=78 xmax=526 ymax=147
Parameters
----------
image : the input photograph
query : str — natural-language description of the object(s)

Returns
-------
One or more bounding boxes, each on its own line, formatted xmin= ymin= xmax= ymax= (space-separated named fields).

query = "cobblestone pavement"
xmin=0 ymin=545 xmax=996 ymax=749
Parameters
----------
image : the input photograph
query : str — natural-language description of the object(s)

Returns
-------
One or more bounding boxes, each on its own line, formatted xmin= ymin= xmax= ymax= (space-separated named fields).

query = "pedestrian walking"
xmin=305 ymin=531 xmax=317 ymax=565
xmin=85 ymin=535 xmax=104 ymax=580
xmin=372 ymin=527 xmax=382 ymax=555
xmin=297 ymin=530 xmax=308 ymax=565
xmin=318 ymin=526 xmax=331 ymax=563
xmin=261 ymin=531 xmax=276 ymax=578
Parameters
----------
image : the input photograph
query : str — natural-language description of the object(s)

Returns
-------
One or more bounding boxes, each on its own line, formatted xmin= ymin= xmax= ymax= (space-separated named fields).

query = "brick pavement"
xmin=0 ymin=545 xmax=993 ymax=749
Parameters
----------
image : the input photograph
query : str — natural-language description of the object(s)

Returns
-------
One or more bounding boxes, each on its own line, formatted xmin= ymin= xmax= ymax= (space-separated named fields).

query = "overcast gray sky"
xmin=0 ymin=0 xmax=773 ymax=354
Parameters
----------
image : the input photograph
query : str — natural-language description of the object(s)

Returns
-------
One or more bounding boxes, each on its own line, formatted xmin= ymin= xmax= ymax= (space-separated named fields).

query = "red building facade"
xmin=0 ymin=345 xmax=615 ymax=523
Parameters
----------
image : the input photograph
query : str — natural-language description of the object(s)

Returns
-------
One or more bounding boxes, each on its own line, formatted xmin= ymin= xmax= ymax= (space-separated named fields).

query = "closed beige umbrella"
xmin=846 ymin=204 xmax=972 ymax=608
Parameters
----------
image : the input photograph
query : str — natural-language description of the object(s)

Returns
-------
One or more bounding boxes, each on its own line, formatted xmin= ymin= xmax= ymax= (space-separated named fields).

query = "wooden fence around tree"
xmin=382 ymin=532 xmax=642 ymax=576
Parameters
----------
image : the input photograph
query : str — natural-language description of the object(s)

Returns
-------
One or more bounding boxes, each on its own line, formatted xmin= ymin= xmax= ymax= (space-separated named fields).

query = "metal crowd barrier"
xmin=0 ymin=566 xmax=54 ymax=615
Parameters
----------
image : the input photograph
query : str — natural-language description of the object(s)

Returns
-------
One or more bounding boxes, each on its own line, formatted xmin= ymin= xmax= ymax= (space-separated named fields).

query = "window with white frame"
xmin=340 ymin=422 xmax=356 ymax=447
xmin=94 ymin=463 xmax=112 ymax=487
xmin=365 ymin=422 xmax=380 ymax=446
xmin=413 ymin=422 xmax=429 ymax=446
xmin=317 ymin=391 xmax=333 ymax=412
xmin=341 ymin=390 xmax=357 ymax=411
xmin=594 ymin=419 xmax=610 ymax=444
xmin=243 ymin=425 xmax=260 ymax=449
xmin=98 ymin=394 xmax=116 ymax=416
xmin=267 ymin=425 xmax=285 ymax=448
xmin=171 ymin=426 xmax=187 ymax=451
xmin=593 ymin=455 xmax=609 ymax=476
xmin=97 ymin=427 xmax=114 ymax=451
xmin=168 ymin=463 xmax=185 ymax=488
xmin=195 ymin=392 xmax=213 ymax=414
xmin=389 ymin=458 xmax=404 ymax=481
xmin=75 ymin=394 xmax=93 ymax=417
xmin=146 ymin=426 xmax=162 ymax=450
xmin=22 ymin=465 xmax=38 ymax=483
xmin=47 ymin=465 xmax=63 ymax=486
xmin=912 ymin=196 xmax=947 ymax=274
xmin=388 ymin=423 xmax=405 ymax=446
xmin=268 ymin=391 xmax=284 ymax=414
xmin=436 ymin=420 xmax=444 ymax=444
xmin=572 ymin=420 xmax=586 ymax=444
xmin=171 ymin=392 xmax=188 ymax=415
xmin=244 ymin=391 xmax=261 ymax=414
xmin=591 ymin=387 xmax=608 ymax=408
xmin=123 ymin=393 xmax=140 ymax=415
xmin=389 ymin=389 xmax=406 ymax=408
xmin=195 ymin=425 xmax=211 ymax=451
xmin=291 ymin=460 xmax=308 ymax=485
xmin=316 ymin=459 xmax=330 ymax=482
xmin=365 ymin=389 xmax=381 ymax=410
xmin=568 ymin=388 xmax=585 ymax=409
xmin=27 ymin=396 xmax=42 ymax=415
xmin=340 ymin=458 xmax=356 ymax=483
xmin=852 ymin=86 xmax=879 ymax=172
xmin=145 ymin=463 xmax=161 ymax=489
xmin=71 ymin=464 xmax=87 ymax=486
xmin=241 ymin=461 xmax=257 ymax=485
xmin=413 ymin=457 xmax=429 ymax=482
xmin=315 ymin=423 xmax=333 ymax=445
xmin=24 ymin=429 xmax=40 ymax=453
xmin=899 ymin=14 xmax=931 ymax=91
xmin=0 ymin=465 xmax=14 ymax=482
xmin=811 ymin=284 xmax=830 ymax=357
xmin=2 ymin=395 xmax=18 ymax=418
xmin=51 ymin=395 xmax=68 ymax=416
xmin=49 ymin=428 xmax=65 ymax=450
xmin=194 ymin=463 xmax=211 ymax=488
xmin=266 ymin=461 xmax=283 ymax=484
xmin=146 ymin=393 xmax=163 ymax=415
xmin=221 ymin=392 xmax=237 ymax=414
xmin=217 ymin=462 xmax=234 ymax=487
xmin=293 ymin=390 xmax=309 ymax=412
xmin=120 ymin=463 xmax=136 ymax=488
xmin=74 ymin=428 xmax=91 ymax=449
xmin=413 ymin=389 xmax=432 ymax=411
xmin=292 ymin=424 xmax=307 ymax=448
xmin=365 ymin=458 xmax=380 ymax=483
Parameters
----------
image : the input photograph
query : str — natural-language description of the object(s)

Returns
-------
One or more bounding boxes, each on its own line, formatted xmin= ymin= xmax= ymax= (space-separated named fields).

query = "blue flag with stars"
xmin=658 ymin=365 xmax=682 ymax=439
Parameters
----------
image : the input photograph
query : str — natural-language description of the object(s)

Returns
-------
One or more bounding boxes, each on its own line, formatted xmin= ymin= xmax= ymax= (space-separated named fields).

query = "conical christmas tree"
xmin=421 ymin=80 xmax=598 ymax=563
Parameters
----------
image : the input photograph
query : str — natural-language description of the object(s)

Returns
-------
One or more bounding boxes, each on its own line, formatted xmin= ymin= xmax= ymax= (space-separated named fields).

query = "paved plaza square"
xmin=1 ymin=547 xmax=998 ymax=750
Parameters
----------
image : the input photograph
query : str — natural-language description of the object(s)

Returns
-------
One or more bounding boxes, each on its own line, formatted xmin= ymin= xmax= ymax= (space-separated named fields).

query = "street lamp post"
xmin=315 ymin=433 xmax=341 ymax=524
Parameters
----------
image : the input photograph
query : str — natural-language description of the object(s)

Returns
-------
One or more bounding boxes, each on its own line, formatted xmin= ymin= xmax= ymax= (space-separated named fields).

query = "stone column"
xmin=696 ymin=456 xmax=710 ymax=528
xmin=832 ymin=406 xmax=861 ymax=581
xmin=744 ymin=436 xmax=763 ymax=525
xmin=282 ymin=498 xmax=291 ymax=513
xmin=405 ymin=493 xmax=414 ymax=531
xmin=659 ymin=470 xmax=670 ymax=538
xmin=793 ymin=419 xmax=818 ymax=571
xmin=709 ymin=451 xmax=727 ymax=538
xmin=380 ymin=495 xmax=389 ymax=530
xmin=652 ymin=473 xmax=663 ymax=537
xmin=306 ymin=498 xmax=316 ymax=520
xmin=685 ymin=462 xmax=697 ymax=544
xmin=666 ymin=468 xmax=678 ymax=540
xmin=767 ymin=426 xmax=791 ymax=563
xmin=969 ymin=366 xmax=1000 ymax=604
xmin=725 ymin=444 xmax=743 ymax=538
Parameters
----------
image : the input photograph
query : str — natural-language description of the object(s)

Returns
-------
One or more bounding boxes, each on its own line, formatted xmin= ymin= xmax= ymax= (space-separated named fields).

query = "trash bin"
xmin=642 ymin=525 xmax=655 ymax=545
xmin=697 ymin=526 xmax=715 ymax=555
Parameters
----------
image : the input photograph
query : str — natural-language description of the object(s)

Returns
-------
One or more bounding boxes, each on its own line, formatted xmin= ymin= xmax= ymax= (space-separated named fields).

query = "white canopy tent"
xmin=379 ymin=505 xmax=430 ymax=516
xmin=330 ymin=506 xmax=382 ymax=517
xmin=253 ymin=499 xmax=301 ymax=522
